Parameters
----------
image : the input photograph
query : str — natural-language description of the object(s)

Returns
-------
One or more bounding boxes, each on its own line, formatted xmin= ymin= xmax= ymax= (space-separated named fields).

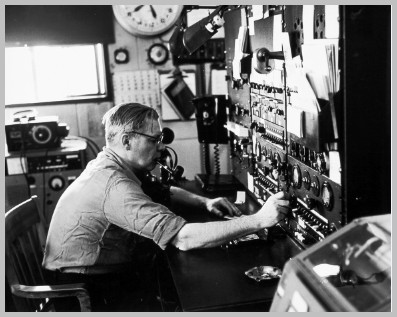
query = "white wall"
xmin=5 ymin=13 xmax=229 ymax=180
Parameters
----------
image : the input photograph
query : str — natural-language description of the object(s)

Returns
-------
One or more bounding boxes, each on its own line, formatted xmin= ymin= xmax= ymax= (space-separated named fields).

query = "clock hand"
xmin=134 ymin=5 xmax=144 ymax=12
xmin=149 ymin=5 xmax=157 ymax=18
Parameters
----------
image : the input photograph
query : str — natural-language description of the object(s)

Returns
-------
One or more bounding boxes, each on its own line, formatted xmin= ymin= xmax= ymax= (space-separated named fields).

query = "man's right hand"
xmin=255 ymin=191 xmax=290 ymax=228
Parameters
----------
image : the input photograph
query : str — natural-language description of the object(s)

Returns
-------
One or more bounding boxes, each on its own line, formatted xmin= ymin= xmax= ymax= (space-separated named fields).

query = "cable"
xmin=18 ymin=122 xmax=32 ymax=199
xmin=165 ymin=146 xmax=178 ymax=169
xmin=203 ymin=143 xmax=211 ymax=175
xmin=42 ymin=148 xmax=50 ymax=225
xmin=214 ymin=143 xmax=220 ymax=175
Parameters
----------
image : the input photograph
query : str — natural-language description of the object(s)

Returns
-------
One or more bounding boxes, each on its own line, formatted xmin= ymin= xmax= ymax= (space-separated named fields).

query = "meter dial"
xmin=311 ymin=175 xmax=320 ymax=196
xmin=321 ymin=182 xmax=334 ymax=210
xmin=255 ymin=142 xmax=262 ymax=162
xmin=49 ymin=176 xmax=65 ymax=191
xmin=292 ymin=164 xmax=302 ymax=188
xmin=302 ymin=170 xmax=311 ymax=190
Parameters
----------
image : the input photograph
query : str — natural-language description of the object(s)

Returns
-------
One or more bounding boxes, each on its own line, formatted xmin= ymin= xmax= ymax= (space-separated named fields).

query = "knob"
xmin=275 ymin=109 xmax=284 ymax=115
xmin=304 ymin=196 xmax=315 ymax=209
xmin=250 ymin=122 xmax=258 ymax=130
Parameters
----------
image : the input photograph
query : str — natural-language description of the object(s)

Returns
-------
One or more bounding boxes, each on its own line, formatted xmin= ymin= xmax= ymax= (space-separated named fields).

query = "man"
xmin=42 ymin=103 xmax=290 ymax=311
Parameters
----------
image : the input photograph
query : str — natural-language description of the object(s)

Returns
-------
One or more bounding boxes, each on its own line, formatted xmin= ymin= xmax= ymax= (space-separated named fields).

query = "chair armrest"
xmin=10 ymin=283 xmax=91 ymax=312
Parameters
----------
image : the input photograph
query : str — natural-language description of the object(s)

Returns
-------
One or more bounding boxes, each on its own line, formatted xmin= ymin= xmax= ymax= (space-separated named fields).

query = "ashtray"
xmin=245 ymin=266 xmax=282 ymax=282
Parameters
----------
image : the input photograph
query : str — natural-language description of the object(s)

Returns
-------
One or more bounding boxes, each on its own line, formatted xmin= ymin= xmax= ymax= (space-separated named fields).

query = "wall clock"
xmin=112 ymin=5 xmax=184 ymax=37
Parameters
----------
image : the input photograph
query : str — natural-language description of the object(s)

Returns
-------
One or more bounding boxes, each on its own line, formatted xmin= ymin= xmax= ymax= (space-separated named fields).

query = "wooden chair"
xmin=5 ymin=195 xmax=92 ymax=312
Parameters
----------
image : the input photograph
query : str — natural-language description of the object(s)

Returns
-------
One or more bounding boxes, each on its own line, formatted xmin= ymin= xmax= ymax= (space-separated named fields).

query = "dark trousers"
xmin=48 ymin=268 xmax=150 ymax=311
xmin=46 ymin=244 xmax=162 ymax=311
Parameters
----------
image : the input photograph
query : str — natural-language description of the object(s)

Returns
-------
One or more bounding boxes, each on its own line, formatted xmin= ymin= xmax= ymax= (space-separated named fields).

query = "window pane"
xmin=5 ymin=44 xmax=107 ymax=105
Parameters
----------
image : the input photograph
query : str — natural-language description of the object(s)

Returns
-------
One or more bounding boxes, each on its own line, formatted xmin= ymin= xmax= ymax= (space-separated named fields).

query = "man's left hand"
xmin=205 ymin=197 xmax=242 ymax=218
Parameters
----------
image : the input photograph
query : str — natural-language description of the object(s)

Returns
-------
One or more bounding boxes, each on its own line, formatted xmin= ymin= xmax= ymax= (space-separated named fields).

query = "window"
xmin=5 ymin=44 xmax=108 ymax=105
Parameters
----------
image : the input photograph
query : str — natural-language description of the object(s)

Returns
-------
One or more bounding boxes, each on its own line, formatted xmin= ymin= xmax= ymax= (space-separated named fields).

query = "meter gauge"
xmin=321 ymin=181 xmax=334 ymax=210
xmin=255 ymin=142 xmax=262 ymax=162
xmin=292 ymin=164 xmax=302 ymax=188
xmin=49 ymin=176 xmax=65 ymax=191
xmin=311 ymin=175 xmax=320 ymax=196
xmin=302 ymin=170 xmax=311 ymax=190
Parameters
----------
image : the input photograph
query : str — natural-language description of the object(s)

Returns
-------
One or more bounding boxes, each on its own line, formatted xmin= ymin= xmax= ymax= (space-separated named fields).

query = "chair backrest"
xmin=5 ymin=195 xmax=48 ymax=312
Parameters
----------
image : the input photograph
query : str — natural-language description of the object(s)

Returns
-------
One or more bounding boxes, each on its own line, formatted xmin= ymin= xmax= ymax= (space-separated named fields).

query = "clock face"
xmin=113 ymin=5 xmax=184 ymax=37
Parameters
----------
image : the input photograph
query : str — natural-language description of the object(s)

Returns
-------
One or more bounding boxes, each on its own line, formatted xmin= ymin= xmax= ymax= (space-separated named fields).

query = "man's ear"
xmin=122 ymin=134 xmax=130 ymax=150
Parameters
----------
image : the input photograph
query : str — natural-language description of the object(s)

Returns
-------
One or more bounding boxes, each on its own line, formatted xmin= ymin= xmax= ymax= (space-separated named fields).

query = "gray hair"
xmin=102 ymin=103 xmax=159 ymax=145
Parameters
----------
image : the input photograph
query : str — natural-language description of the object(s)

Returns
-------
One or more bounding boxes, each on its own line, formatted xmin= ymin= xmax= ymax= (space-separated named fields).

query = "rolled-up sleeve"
xmin=104 ymin=176 xmax=186 ymax=250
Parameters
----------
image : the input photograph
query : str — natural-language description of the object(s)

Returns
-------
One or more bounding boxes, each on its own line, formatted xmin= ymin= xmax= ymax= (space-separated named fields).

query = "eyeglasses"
xmin=126 ymin=130 xmax=164 ymax=145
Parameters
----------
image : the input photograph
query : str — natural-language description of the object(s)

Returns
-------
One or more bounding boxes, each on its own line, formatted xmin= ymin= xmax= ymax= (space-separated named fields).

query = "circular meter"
xmin=292 ymin=164 xmax=302 ymax=188
xmin=49 ymin=176 xmax=65 ymax=191
xmin=321 ymin=182 xmax=334 ymax=210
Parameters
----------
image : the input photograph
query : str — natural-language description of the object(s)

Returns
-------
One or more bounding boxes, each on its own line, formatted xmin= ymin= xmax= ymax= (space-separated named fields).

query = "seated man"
xmin=42 ymin=103 xmax=290 ymax=311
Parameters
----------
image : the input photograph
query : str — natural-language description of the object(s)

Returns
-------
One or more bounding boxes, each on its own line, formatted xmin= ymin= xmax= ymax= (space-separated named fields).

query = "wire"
xmin=165 ymin=146 xmax=178 ymax=169
xmin=203 ymin=143 xmax=211 ymax=175
xmin=42 ymin=148 xmax=49 ymax=225
xmin=214 ymin=144 xmax=220 ymax=175
xmin=18 ymin=122 xmax=32 ymax=199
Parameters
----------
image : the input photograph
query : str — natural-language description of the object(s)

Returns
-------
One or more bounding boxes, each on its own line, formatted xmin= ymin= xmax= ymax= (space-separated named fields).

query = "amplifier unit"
xmin=5 ymin=139 xmax=87 ymax=227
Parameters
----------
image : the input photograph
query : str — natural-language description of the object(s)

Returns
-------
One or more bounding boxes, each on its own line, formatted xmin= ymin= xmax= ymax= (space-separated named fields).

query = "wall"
xmin=5 ymin=14 xmax=215 ymax=180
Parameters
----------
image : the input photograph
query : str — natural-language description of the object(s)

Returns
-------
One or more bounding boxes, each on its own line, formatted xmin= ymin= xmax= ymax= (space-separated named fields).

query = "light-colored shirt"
xmin=42 ymin=147 xmax=186 ymax=271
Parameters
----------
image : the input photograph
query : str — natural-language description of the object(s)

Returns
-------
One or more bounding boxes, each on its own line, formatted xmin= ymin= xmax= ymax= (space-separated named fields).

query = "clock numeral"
xmin=160 ymin=18 xmax=165 ymax=23
xmin=168 ymin=8 xmax=173 ymax=13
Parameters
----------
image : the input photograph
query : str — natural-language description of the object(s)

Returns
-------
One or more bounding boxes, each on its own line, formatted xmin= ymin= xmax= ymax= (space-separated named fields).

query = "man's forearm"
xmin=172 ymin=214 xmax=262 ymax=251
xmin=170 ymin=186 xmax=208 ymax=210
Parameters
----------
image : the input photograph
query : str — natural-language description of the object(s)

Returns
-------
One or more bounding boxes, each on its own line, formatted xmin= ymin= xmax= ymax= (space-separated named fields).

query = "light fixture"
xmin=170 ymin=5 xmax=229 ymax=57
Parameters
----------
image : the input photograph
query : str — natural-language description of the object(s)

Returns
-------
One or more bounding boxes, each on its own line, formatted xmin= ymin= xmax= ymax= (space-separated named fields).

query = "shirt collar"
xmin=102 ymin=147 xmax=142 ymax=186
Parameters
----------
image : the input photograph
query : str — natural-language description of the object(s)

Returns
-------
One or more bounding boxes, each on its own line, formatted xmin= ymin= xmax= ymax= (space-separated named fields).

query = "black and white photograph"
xmin=4 ymin=4 xmax=392 ymax=312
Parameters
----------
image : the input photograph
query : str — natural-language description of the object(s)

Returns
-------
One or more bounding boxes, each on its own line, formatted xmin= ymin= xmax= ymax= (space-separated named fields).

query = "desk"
xmin=165 ymin=180 xmax=302 ymax=312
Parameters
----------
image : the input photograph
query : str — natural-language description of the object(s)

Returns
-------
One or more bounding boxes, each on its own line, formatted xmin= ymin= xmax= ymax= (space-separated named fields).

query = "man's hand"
xmin=255 ymin=191 xmax=291 ymax=227
xmin=205 ymin=197 xmax=242 ymax=218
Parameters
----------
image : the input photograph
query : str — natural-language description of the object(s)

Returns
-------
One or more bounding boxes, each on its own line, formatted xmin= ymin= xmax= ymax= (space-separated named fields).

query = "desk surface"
xmin=166 ymin=180 xmax=302 ymax=312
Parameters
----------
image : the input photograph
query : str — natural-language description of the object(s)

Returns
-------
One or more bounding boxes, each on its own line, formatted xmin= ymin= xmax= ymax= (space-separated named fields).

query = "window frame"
xmin=5 ymin=43 xmax=113 ymax=108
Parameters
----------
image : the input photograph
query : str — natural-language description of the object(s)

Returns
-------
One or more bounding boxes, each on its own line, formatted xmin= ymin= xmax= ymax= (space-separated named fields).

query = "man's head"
xmin=102 ymin=103 xmax=165 ymax=172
